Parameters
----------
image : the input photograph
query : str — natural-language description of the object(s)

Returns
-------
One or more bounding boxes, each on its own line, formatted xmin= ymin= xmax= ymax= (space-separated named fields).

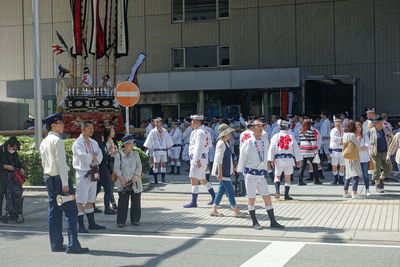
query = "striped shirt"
xmin=299 ymin=129 xmax=318 ymax=158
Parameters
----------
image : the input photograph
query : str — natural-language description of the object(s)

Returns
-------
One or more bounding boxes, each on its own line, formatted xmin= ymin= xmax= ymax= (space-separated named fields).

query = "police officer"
xmin=39 ymin=112 xmax=89 ymax=254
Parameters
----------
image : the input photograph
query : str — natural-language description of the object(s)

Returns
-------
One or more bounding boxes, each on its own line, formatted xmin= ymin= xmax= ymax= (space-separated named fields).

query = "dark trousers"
xmin=299 ymin=157 xmax=318 ymax=179
xmin=45 ymin=175 xmax=81 ymax=251
xmin=96 ymin=166 xmax=116 ymax=208
xmin=117 ymin=191 xmax=141 ymax=225
xmin=0 ymin=176 xmax=9 ymax=217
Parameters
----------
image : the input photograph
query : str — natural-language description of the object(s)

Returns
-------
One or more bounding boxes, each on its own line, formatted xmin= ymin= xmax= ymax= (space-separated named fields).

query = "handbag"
xmin=90 ymin=163 xmax=100 ymax=182
xmin=368 ymin=159 xmax=375 ymax=170
xmin=14 ymin=169 xmax=25 ymax=185
xmin=111 ymin=152 xmax=122 ymax=182
xmin=342 ymin=141 xmax=359 ymax=160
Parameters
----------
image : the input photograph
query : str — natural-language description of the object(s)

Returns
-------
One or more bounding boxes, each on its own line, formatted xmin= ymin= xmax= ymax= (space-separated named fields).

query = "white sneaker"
xmin=365 ymin=189 xmax=371 ymax=196
xmin=352 ymin=194 xmax=364 ymax=199
xmin=343 ymin=193 xmax=351 ymax=198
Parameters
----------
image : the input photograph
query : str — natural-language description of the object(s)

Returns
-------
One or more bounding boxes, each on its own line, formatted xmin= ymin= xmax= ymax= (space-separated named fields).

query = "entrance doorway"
xmin=302 ymin=76 xmax=356 ymax=118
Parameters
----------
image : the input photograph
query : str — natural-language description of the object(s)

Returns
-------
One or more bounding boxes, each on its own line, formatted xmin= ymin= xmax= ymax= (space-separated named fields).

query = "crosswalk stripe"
xmin=241 ymin=241 xmax=305 ymax=267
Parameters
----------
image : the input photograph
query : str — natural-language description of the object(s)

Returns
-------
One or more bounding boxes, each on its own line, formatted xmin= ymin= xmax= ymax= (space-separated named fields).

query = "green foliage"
xmin=0 ymin=136 xmax=149 ymax=186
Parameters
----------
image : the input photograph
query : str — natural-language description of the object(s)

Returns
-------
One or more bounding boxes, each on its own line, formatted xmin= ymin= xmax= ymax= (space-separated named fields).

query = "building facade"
xmin=2 ymin=0 xmax=400 ymax=128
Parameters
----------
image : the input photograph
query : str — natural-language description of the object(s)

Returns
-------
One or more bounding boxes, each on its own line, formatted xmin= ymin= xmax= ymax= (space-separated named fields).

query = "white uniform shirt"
xmin=237 ymin=136 xmax=269 ymax=178
xmin=189 ymin=125 xmax=211 ymax=162
xmin=39 ymin=131 xmax=70 ymax=187
xmin=144 ymin=127 xmax=173 ymax=156
xmin=320 ymin=119 xmax=331 ymax=138
xmin=169 ymin=127 xmax=183 ymax=146
xmin=72 ymin=134 xmax=103 ymax=172
xmin=82 ymin=73 xmax=93 ymax=87
xmin=240 ymin=129 xmax=253 ymax=150
xmin=268 ymin=130 xmax=302 ymax=167
xmin=329 ymin=127 xmax=344 ymax=157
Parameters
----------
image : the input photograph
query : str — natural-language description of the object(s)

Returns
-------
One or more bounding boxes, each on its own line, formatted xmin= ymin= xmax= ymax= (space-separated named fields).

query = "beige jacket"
xmin=368 ymin=127 xmax=392 ymax=157
xmin=387 ymin=132 xmax=400 ymax=163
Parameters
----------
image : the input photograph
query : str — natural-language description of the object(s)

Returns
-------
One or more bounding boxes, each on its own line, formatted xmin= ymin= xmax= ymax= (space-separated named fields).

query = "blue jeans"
xmin=214 ymin=180 xmax=236 ymax=207
xmin=360 ymin=162 xmax=370 ymax=190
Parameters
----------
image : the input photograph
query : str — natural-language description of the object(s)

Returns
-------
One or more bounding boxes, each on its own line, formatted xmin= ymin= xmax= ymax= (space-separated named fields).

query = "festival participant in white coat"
xmin=181 ymin=119 xmax=193 ymax=171
xmin=183 ymin=115 xmax=215 ymax=208
xmin=237 ymin=119 xmax=284 ymax=230
xmin=168 ymin=120 xmax=183 ymax=175
xmin=320 ymin=112 xmax=332 ymax=170
xmin=330 ymin=116 xmax=345 ymax=185
xmin=145 ymin=119 xmax=155 ymax=174
xmin=268 ymin=120 xmax=302 ymax=200
xmin=144 ymin=117 xmax=173 ymax=184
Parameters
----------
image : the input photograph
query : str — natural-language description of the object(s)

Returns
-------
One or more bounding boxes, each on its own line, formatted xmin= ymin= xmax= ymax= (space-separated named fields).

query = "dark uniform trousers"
xmin=117 ymin=191 xmax=141 ymax=225
xmin=45 ymin=175 xmax=81 ymax=251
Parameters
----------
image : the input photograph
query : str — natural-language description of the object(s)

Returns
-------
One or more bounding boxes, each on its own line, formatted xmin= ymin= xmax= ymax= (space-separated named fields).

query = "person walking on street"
xmin=113 ymin=134 xmax=143 ymax=227
xmin=369 ymin=116 xmax=393 ymax=193
xmin=238 ymin=119 xmax=284 ymax=230
xmin=39 ymin=112 xmax=89 ymax=254
xmin=355 ymin=122 xmax=371 ymax=196
xmin=210 ymin=124 xmax=246 ymax=217
xmin=168 ymin=120 xmax=183 ymax=175
xmin=320 ymin=112 xmax=332 ymax=171
xmin=342 ymin=121 xmax=364 ymax=199
xmin=298 ymin=120 xmax=322 ymax=185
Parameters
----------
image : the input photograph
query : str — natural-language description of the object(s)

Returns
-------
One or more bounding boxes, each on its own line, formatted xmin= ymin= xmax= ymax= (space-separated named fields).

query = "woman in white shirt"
xmin=356 ymin=122 xmax=371 ymax=196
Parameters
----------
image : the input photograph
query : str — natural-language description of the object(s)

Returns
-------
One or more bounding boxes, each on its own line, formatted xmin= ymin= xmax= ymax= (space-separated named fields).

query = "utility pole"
xmin=33 ymin=0 xmax=43 ymax=149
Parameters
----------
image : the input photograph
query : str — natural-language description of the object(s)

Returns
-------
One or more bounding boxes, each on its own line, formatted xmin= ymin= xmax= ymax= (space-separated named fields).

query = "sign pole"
xmin=125 ymin=107 xmax=129 ymax=134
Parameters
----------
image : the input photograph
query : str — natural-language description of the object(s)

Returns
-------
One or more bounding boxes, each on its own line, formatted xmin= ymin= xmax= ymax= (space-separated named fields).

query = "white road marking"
xmin=0 ymin=229 xmax=400 ymax=249
xmin=116 ymin=91 xmax=138 ymax=97
xmin=241 ymin=242 xmax=305 ymax=267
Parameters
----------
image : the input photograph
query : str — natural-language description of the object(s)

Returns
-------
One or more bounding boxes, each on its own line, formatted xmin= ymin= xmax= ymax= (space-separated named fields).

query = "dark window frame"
xmin=172 ymin=0 xmax=230 ymax=22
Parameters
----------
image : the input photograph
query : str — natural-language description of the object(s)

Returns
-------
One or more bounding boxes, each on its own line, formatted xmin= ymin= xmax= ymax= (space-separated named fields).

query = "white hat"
xmin=366 ymin=108 xmax=375 ymax=113
xmin=190 ymin=114 xmax=204 ymax=121
xmin=333 ymin=116 xmax=342 ymax=122
xmin=278 ymin=119 xmax=290 ymax=127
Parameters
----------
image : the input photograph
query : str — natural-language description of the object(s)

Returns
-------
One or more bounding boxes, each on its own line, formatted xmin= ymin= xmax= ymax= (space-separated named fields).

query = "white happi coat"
xmin=268 ymin=130 xmax=302 ymax=167
xmin=81 ymin=73 xmax=93 ymax=87
xmin=189 ymin=125 xmax=212 ymax=163
xmin=144 ymin=127 xmax=173 ymax=156
xmin=329 ymin=127 xmax=344 ymax=157
xmin=72 ymin=134 xmax=103 ymax=172
xmin=237 ymin=136 xmax=269 ymax=177
xmin=169 ymin=126 xmax=183 ymax=146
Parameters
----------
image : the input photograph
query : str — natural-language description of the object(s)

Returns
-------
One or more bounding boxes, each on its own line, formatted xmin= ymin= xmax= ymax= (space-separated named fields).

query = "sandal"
xmin=234 ymin=212 xmax=246 ymax=218
xmin=210 ymin=211 xmax=224 ymax=217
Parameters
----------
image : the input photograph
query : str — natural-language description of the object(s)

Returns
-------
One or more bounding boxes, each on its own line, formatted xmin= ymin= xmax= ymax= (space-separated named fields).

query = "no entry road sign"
xmin=115 ymin=81 xmax=140 ymax=107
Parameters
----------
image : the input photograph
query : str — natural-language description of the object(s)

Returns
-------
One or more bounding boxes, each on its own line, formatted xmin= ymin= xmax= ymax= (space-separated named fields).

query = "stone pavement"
xmin=6 ymin=176 xmax=400 ymax=244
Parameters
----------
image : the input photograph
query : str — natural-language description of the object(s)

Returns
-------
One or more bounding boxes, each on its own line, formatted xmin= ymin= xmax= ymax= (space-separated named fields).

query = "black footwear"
xmin=88 ymin=223 xmax=106 ymax=230
xmin=1 ymin=215 xmax=8 ymax=224
xmin=131 ymin=222 xmax=140 ymax=226
xmin=52 ymin=245 xmax=67 ymax=252
xmin=94 ymin=207 xmax=102 ymax=213
xmin=78 ymin=227 xmax=89 ymax=233
xmin=77 ymin=215 xmax=88 ymax=233
xmin=104 ymin=208 xmax=117 ymax=215
xmin=66 ymin=247 xmax=89 ymax=254
xmin=117 ymin=223 xmax=125 ymax=228
xmin=168 ymin=166 xmax=175 ymax=174
xmin=284 ymin=196 xmax=293 ymax=200
xmin=249 ymin=210 xmax=263 ymax=230
xmin=331 ymin=175 xmax=339 ymax=185
xmin=297 ymin=181 xmax=307 ymax=186
xmin=112 ymin=203 xmax=118 ymax=211
xmin=319 ymin=170 xmax=325 ymax=179
xmin=267 ymin=208 xmax=285 ymax=228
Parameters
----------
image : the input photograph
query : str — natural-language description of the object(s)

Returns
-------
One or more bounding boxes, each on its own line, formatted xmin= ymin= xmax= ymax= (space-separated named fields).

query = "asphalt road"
xmin=0 ymin=230 xmax=399 ymax=267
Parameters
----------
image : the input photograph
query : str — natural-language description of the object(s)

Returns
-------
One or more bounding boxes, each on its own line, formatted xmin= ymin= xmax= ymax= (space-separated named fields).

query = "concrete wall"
xmin=1 ymin=0 xmax=400 ymax=115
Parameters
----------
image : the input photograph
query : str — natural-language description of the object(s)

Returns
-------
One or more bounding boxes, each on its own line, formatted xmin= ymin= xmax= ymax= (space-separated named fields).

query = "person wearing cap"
xmin=183 ymin=115 xmax=216 ymax=208
xmin=238 ymin=119 xmax=284 ymax=229
xmin=181 ymin=118 xmax=193 ymax=171
xmin=210 ymin=124 xmax=246 ymax=217
xmin=363 ymin=108 xmax=376 ymax=135
xmin=268 ymin=119 xmax=302 ymax=201
xmin=168 ymin=120 xmax=183 ymax=175
xmin=369 ymin=116 xmax=393 ymax=193
xmin=81 ymin=67 xmax=92 ymax=87
xmin=144 ymin=117 xmax=173 ymax=183
xmin=39 ymin=112 xmax=89 ymax=254
xmin=72 ymin=121 xmax=106 ymax=233
xmin=320 ymin=112 xmax=332 ymax=170
xmin=145 ymin=118 xmax=155 ymax=174
xmin=113 ymin=134 xmax=143 ymax=227
xmin=329 ymin=116 xmax=345 ymax=185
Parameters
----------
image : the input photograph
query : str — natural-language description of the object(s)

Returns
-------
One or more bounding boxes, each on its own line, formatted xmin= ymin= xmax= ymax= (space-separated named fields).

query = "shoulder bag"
xmin=342 ymin=141 xmax=359 ymax=161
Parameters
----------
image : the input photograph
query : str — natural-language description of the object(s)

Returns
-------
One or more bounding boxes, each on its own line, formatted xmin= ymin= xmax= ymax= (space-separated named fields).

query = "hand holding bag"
xmin=90 ymin=163 xmax=100 ymax=182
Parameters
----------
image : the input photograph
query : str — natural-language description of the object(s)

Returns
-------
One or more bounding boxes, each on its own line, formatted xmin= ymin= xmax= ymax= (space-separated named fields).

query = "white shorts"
xmin=312 ymin=154 xmax=321 ymax=164
xmin=169 ymin=146 xmax=181 ymax=159
xmin=244 ymin=175 xmax=270 ymax=198
xmin=331 ymin=156 xmax=345 ymax=166
xmin=321 ymin=139 xmax=330 ymax=154
xmin=154 ymin=154 xmax=168 ymax=163
xmin=189 ymin=160 xmax=208 ymax=180
xmin=275 ymin=165 xmax=294 ymax=176
xmin=75 ymin=171 xmax=97 ymax=204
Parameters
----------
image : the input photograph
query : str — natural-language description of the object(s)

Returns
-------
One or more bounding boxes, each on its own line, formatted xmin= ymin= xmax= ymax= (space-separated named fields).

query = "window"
xmin=172 ymin=46 xmax=230 ymax=69
xmin=172 ymin=0 xmax=229 ymax=22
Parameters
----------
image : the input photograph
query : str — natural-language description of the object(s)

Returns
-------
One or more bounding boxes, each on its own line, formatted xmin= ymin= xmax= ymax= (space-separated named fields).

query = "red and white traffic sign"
xmin=114 ymin=81 xmax=140 ymax=107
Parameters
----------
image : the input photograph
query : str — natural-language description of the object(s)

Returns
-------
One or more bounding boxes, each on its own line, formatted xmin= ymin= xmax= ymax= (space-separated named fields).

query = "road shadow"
xmin=89 ymin=249 xmax=158 ymax=258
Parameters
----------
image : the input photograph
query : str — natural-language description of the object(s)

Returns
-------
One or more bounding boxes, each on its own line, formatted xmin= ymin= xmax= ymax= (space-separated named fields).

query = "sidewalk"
xmin=8 ymin=175 xmax=400 ymax=244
